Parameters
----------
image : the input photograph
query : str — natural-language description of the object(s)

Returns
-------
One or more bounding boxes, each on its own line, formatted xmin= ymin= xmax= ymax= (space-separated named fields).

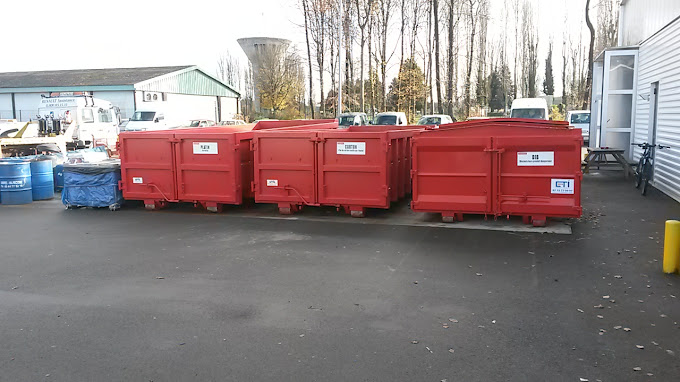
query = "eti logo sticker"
xmin=551 ymin=179 xmax=574 ymax=194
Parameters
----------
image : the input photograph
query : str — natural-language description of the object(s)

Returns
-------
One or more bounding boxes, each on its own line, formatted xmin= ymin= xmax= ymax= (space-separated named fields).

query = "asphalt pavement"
xmin=0 ymin=170 xmax=679 ymax=381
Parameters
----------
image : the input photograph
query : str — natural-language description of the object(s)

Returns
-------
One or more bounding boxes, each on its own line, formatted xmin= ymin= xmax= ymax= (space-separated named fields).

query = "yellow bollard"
xmin=663 ymin=220 xmax=680 ymax=274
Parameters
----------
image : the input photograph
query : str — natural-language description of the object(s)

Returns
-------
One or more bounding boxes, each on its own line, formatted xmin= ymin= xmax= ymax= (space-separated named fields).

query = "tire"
xmin=635 ymin=160 xmax=644 ymax=188
xmin=640 ymin=162 xmax=651 ymax=196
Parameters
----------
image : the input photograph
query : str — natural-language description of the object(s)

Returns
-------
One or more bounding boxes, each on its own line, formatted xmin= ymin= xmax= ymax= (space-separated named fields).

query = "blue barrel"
xmin=0 ymin=162 xmax=33 ymax=205
xmin=30 ymin=159 xmax=54 ymax=200
xmin=54 ymin=164 xmax=64 ymax=191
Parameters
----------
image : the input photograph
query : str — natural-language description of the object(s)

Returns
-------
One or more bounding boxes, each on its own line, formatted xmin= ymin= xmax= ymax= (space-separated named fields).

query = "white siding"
xmin=92 ymin=91 xmax=135 ymax=119
xmin=0 ymin=93 xmax=12 ymax=119
xmin=620 ymin=0 xmax=680 ymax=46
xmin=219 ymin=96 xmax=238 ymax=120
xmin=14 ymin=92 xmax=48 ymax=121
xmin=133 ymin=91 xmax=218 ymax=126
xmin=633 ymin=18 xmax=680 ymax=202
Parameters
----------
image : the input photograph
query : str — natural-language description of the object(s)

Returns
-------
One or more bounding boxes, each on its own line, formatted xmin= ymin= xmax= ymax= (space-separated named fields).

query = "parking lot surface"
xmin=1 ymin=171 xmax=679 ymax=381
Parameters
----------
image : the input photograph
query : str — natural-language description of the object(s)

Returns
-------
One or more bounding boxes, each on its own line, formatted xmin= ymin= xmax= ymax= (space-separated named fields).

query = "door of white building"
xmin=600 ymin=49 xmax=639 ymax=161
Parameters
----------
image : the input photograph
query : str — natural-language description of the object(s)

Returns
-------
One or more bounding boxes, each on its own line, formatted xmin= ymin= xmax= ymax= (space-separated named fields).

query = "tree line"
xmin=219 ymin=0 xmax=620 ymax=122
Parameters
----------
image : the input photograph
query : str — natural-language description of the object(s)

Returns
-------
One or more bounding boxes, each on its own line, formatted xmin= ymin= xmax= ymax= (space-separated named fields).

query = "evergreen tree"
xmin=543 ymin=42 xmax=554 ymax=96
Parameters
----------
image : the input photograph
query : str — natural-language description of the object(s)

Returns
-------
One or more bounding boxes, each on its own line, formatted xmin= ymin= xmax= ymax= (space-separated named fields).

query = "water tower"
xmin=238 ymin=37 xmax=291 ymax=112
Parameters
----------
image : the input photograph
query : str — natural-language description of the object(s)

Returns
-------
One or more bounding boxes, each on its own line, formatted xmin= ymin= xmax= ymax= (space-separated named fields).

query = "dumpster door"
xmin=494 ymin=135 xmax=582 ymax=218
xmin=119 ymin=132 xmax=177 ymax=202
xmin=317 ymin=133 xmax=389 ymax=209
xmin=174 ymin=133 xmax=242 ymax=205
xmin=253 ymin=131 xmax=318 ymax=207
xmin=411 ymin=135 xmax=493 ymax=214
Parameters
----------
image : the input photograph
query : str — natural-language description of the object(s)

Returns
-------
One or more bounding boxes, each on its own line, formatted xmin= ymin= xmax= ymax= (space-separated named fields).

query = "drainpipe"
xmin=617 ymin=0 xmax=626 ymax=46
xmin=11 ymin=93 xmax=16 ymax=119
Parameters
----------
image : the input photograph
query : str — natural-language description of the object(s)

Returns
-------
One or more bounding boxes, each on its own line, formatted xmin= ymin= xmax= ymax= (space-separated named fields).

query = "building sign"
xmin=517 ymin=151 xmax=555 ymax=166
xmin=337 ymin=142 xmax=366 ymax=155
xmin=192 ymin=142 xmax=218 ymax=154
xmin=551 ymin=179 xmax=574 ymax=194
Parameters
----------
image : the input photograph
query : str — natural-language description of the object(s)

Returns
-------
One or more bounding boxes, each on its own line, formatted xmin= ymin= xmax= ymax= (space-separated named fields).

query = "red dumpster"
xmin=118 ymin=130 xmax=177 ymax=209
xmin=252 ymin=125 xmax=424 ymax=217
xmin=119 ymin=120 xmax=338 ymax=211
xmin=410 ymin=119 xmax=583 ymax=226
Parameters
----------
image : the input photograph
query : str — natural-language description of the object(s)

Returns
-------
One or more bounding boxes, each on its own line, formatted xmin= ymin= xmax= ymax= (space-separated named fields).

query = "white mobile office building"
xmin=0 ymin=65 xmax=240 ymax=123
xmin=590 ymin=1 xmax=680 ymax=202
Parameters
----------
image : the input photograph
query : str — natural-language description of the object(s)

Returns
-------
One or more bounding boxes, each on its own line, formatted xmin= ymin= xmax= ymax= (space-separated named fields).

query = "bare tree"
xmin=585 ymin=0 xmax=595 ymax=109
xmin=307 ymin=0 xmax=332 ymax=115
xmin=433 ymin=0 xmax=443 ymax=113
xmin=302 ymin=0 xmax=315 ymax=118
xmin=355 ymin=0 xmax=374 ymax=112
xmin=595 ymin=0 xmax=619 ymax=54
xmin=376 ymin=0 xmax=395 ymax=111
xmin=562 ymin=18 xmax=568 ymax=108
xmin=216 ymin=52 xmax=241 ymax=90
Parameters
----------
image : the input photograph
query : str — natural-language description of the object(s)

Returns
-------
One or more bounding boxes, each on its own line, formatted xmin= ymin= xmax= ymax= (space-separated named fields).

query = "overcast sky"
xmin=1 ymin=0 xmax=591 ymax=96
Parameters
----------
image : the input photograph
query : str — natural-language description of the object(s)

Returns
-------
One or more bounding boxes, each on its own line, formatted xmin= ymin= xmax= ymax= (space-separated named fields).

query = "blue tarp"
xmin=61 ymin=162 xmax=123 ymax=209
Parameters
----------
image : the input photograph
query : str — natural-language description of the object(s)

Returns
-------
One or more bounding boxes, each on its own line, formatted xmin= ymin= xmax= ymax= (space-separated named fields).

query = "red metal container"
xmin=173 ymin=128 xmax=254 ymax=212
xmin=119 ymin=120 xmax=338 ymax=211
xmin=118 ymin=130 xmax=177 ymax=209
xmin=252 ymin=126 xmax=423 ymax=217
xmin=411 ymin=119 xmax=583 ymax=226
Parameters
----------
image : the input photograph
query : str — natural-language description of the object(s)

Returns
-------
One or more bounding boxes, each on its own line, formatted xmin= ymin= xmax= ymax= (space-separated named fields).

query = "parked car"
xmin=510 ymin=98 xmax=549 ymax=120
xmin=338 ymin=112 xmax=369 ymax=127
xmin=417 ymin=114 xmax=455 ymax=126
xmin=374 ymin=112 xmax=408 ymax=126
xmin=219 ymin=119 xmax=247 ymax=126
xmin=187 ymin=120 xmax=216 ymax=128
xmin=567 ymin=110 xmax=591 ymax=144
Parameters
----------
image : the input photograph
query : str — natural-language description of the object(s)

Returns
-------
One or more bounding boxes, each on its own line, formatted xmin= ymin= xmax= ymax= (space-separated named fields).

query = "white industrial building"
xmin=0 ymin=65 xmax=240 ymax=122
xmin=590 ymin=1 xmax=680 ymax=202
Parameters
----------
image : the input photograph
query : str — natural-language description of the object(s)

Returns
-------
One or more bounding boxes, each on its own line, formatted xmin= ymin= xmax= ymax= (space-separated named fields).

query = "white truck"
xmin=0 ymin=95 xmax=120 ymax=157
xmin=510 ymin=98 xmax=550 ymax=120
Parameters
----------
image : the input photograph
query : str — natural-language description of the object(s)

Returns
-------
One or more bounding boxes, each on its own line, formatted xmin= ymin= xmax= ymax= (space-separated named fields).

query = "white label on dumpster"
xmin=266 ymin=179 xmax=278 ymax=187
xmin=337 ymin=142 xmax=366 ymax=155
xmin=193 ymin=142 xmax=218 ymax=154
xmin=517 ymin=151 xmax=554 ymax=166
xmin=132 ymin=177 xmax=143 ymax=184
xmin=551 ymin=179 xmax=574 ymax=194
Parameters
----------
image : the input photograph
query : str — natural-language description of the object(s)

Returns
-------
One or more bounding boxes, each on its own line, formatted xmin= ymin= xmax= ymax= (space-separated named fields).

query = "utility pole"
xmin=338 ymin=0 xmax=344 ymax=115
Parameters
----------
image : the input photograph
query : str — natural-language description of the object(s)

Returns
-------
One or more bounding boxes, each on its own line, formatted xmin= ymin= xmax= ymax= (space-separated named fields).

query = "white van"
xmin=567 ymin=110 xmax=591 ymax=144
xmin=123 ymin=108 xmax=171 ymax=132
xmin=374 ymin=112 xmax=408 ymax=126
xmin=510 ymin=98 xmax=549 ymax=120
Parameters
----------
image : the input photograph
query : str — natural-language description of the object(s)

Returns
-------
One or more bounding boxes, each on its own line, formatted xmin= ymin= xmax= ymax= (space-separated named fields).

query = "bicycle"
xmin=632 ymin=142 xmax=670 ymax=195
